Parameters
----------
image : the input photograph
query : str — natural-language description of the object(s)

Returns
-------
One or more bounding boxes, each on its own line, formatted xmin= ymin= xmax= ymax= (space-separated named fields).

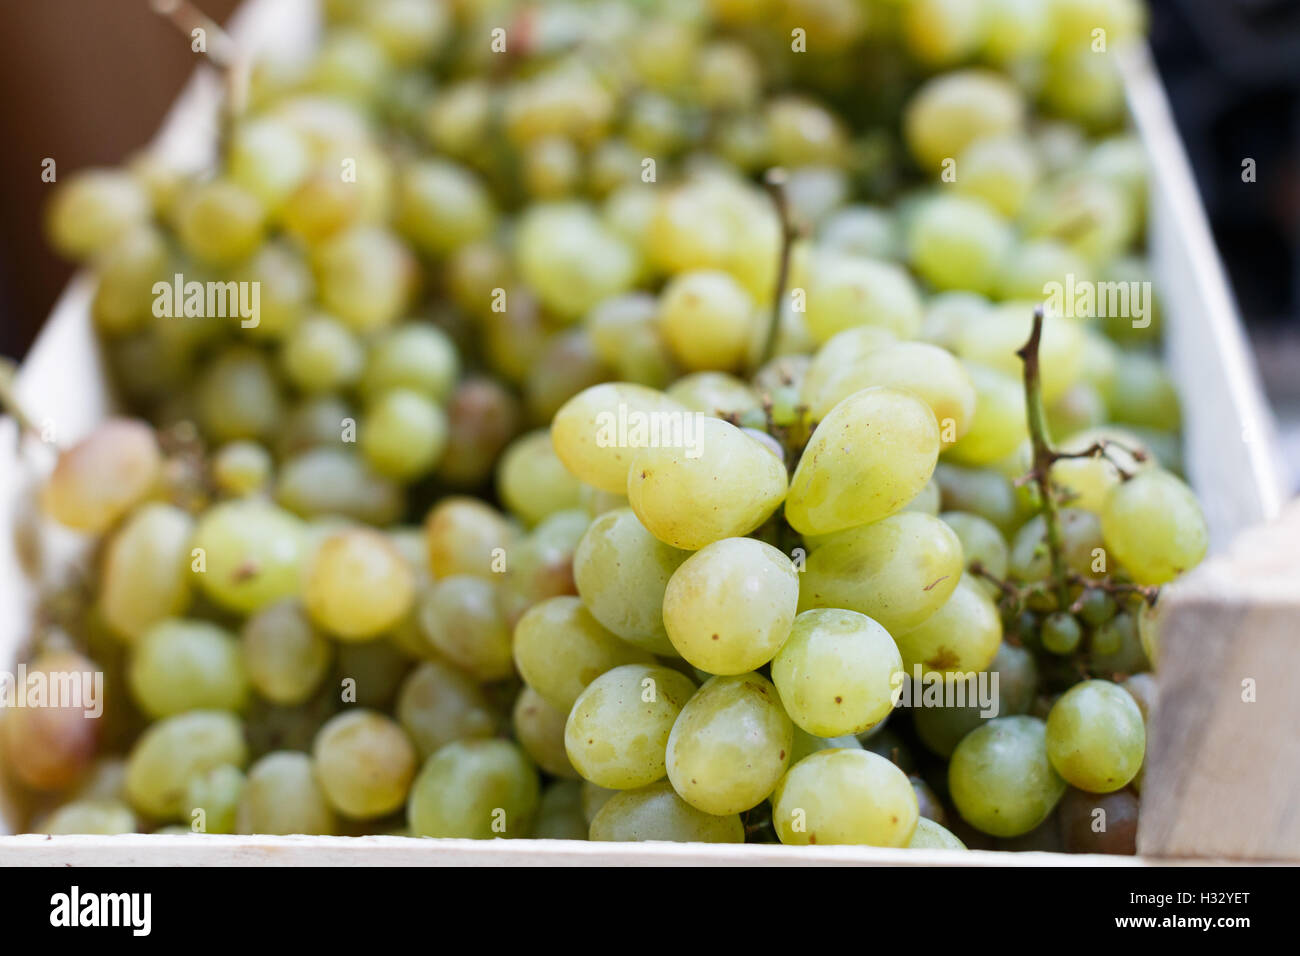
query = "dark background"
xmin=0 ymin=0 xmax=1296 ymax=459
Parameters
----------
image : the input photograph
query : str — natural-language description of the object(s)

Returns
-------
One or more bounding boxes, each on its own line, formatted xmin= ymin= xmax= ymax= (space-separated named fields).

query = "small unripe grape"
xmin=359 ymin=388 xmax=448 ymax=481
xmin=1041 ymin=612 xmax=1083 ymax=655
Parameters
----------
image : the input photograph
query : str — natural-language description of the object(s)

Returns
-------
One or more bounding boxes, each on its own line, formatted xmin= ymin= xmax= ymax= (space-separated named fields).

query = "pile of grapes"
xmin=4 ymin=0 xmax=1208 ymax=853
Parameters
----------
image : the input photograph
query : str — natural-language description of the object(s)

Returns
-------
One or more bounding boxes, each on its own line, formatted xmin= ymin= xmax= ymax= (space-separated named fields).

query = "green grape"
xmin=662 ymin=537 xmax=799 ymax=674
xmin=948 ymin=716 xmax=1065 ymax=837
xmin=666 ymin=372 xmax=762 ymax=418
xmin=125 ymin=711 xmax=247 ymax=820
xmin=912 ymin=642 xmax=1039 ymax=757
xmin=212 ymin=441 xmax=273 ymax=496
xmin=99 ymin=503 xmax=194 ymax=644
xmin=956 ymin=303 xmax=1085 ymax=405
xmin=1041 ymin=612 xmax=1083 ymax=655
xmin=36 ymin=800 xmax=137 ymax=836
xmin=772 ymin=609 xmax=904 ymax=737
xmin=513 ymin=686 xmax=577 ymax=779
xmin=358 ymin=321 xmax=460 ymax=400
xmin=241 ymin=600 xmax=332 ymax=706
xmin=802 ymin=252 xmax=923 ymax=343
xmin=572 ymin=507 xmax=686 ymax=655
xmin=46 ymin=167 xmax=150 ymax=260
xmin=800 ymin=326 xmax=898 ymax=412
xmin=1136 ymin=600 xmax=1165 ymax=669
xmin=395 ymin=158 xmax=496 ymax=257
xmin=437 ymin=377 xmax=523 ymax=487
xmin=1100 ymin=470 xmax=1207 ymax=585
xmin=520 ymin=135 xmax=581 ymax=199
xmin=313 ymin=710 xmax=417 ymax=819
xmin=954 ymin=134 xmax=1042 ymax=217
xmin=934 ymin=463 xmax=1022 ymax=534
xmin=314 ymin=225 xmax=417 ymax=332
xmin=397 ymin=658 xmax=500 ymax=760
xmin=1047 ymin=381 xmax=1108 ymax=438
xmin=174 ymin=178 xmax=266 ymax=265
xmin=647 ymin=175 xmax=779 ymax=302
xmin=513 ymin=596 xmax=655 ymax=712
xmin=1107 ymin=351 xmax=1182 ymax=431
xmin=183 ymin=764 xmax=245 ymax=834
xmin=904 ymin=69 xmax=1025 ymax=172
xmin=417 ymin=575 xmax=512 ymax=681
xmin=773 ymin=749 xmax=918 ymax=847
xmin=1042 ymin=46 xmax=1125 ymax=130
xmin=996 ymin=238 xmax=1090 ymax=303
xmin=304 ymin=528 xmax=415 ymax=640
xmin=940 ymin=511 xmax=1009 ymax=592
xmin=658 ymin=270 xmax=759 ymax=373
xmin=589 ymin=781 xmax=743 ymax=843
xmin=895 ymin=575 xmax=1002 ymax=677
xmin=275 ymin=394 xmax=353 ymax=458
xmin=908 ymin=817 xmax=967 ymax=850
xmin=276 ymin=448 xmax=404 ymax=525
xmin=502 ymin=509 xmax=590 ymax=623
xmin=1040 ymin=426 xmax=1151 ymax=512
xmin=408 ymin=739 xmax=540 ymax=838
xmin=818 ymin=205 xmax=899 ymax=261
xmin=40 ymin=418 xmax=161 ymax=534
xmin=628 ymin=416 xmax=788 ymax=550
xmin=310 ymin=27 xmax=391 ymax=101
xmin=128 ymin=619 xmax=249 ymax=718
xmin=1045 ymin=680 xmax=1145 ymax=793
xmin=908 ymin=194 xmax=1014 ymax=296
xmin=697 ymin=39 xmax=761 ymax=110
xmin=280 ymin=314 xmax=364 ymax=393
xmin=803 ymin=342 xmax=976 ymax=445
xmin=564 ymin=664 xmax=697 ymax=789
xmin=497 ymin=430 xmax=584 ymax=527
xmin=1 ymin=650 xmax=100 ymax=791
xmin=191 ymin=499 xmax=307 ymax=614
xmin=586 ymin=293 xmax=677 ymax=388
xmin=196 ymin=347 xmax=285 ymax=443
xmin=227 ymin=116 xmax=313 ymax=217
xmin=516 ymin=202 xmax=638 ymax=322
xmin=551 ymin=383 xmax=691 ymax=494
xmin=943 ymin=364 xmax=1028 ymax=466
xmin=524 ymin=329 xmax=613 ymax=426
xmin=533 ymin=780 xmax=589 ymax=840
xmin=764 ymin=96 xmax=848 ymax=167
xmin=424 ymin=496 xmax=517 ymax=578
xmin=237 ymin=751 xmax=338 ymax=835
xmin=665 ymin=672 xmax=792 ymax=815
xmin=800 ymin=513 xmax=964 ymax=633
xmin=1077 ymin=589 xmax=1118 ymax=628
xmin=91 ymin=224 xmax=170 ymax=337
xmin=1089 ymin=612 xmax=1150 ymax=675
xmin=787 ymin=387 xmax=939 ymax=536
xmin=1021 ymin=175 xmax=1137 ymax=264
xmin=1009 ymin=508 xmax=1106 ymax=582
xmin=902 ymin=0 xmax=987 ymax=66
xmin=359 ymin=387 xmax=448 ymax=481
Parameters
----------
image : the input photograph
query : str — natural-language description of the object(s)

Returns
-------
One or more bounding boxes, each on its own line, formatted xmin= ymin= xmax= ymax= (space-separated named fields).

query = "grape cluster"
xmin=11 ymin=0 xmax=1202 ymax=853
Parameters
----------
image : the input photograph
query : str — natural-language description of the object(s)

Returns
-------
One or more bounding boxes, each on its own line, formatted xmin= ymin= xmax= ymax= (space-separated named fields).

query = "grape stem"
xmin=1016 ymin=305 xmax=1072 ymax=610
xmin=755 ymin=167 xmax=796 ymax=375
xmin=150 ymin=0 xmax=249 ymax=149
xmin=1066 ymin=572 xmax=1159 ymax=610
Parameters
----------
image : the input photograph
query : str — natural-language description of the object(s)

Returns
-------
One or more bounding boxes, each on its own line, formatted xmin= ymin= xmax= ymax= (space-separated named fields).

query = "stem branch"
xmin=756 ymin=167 xmax=796 ymax=374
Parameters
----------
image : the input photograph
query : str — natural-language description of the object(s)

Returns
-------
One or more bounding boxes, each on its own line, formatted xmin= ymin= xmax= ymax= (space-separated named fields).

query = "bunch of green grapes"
xmin=15 ymin=0 xmax=1198 ymax=854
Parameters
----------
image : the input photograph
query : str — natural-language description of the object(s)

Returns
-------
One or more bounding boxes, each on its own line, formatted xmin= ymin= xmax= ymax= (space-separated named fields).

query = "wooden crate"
xmin=0 ymin=0 xmax=1292 ymax=865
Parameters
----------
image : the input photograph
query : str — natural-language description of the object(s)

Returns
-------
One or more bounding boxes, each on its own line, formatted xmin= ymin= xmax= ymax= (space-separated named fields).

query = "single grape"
xmin=551 ymin=383 xmax=691 ymax=494
xmin=125 ymin=711 xmax=247 ymax=820
xmin=303 ymin=528 xmax=415 ymax=640
xmin=1 ymin=650 xmax=101 ymax=791
xmin=533 ymin=780 xmax=589 ymax=840
xmin=1045 ymin=679 xmax=1145 ymax=793
xmin=497 ymin=430 xmax=584 ymax=527
xmin=36 ymin=800 xmax=138 ymax=836
xmin=358 ymin=322 xmax=459 ymax=403
xmin=564 ymin=663 xmax=696 ymax=789
xmin=397 ymin=658 xmax=501 ymax=760
xmin=589 ymin=781 xmax=743 ymax=843
xmin=772 ymin=749 xmax=918 ymax=847
xmin=909 ymin=817 xmax=967 ymax=850
xmin=276 ymin=447 xmax=404 ymax=525
xmin=40 ymin=418 xmax=161 ymax=534
xmin=190 ymin=500 xmax=307 ymax=614
xmin=313 ymin=710 xmax=418 ymax=819
xmin=46 ymin=167 xmax=150 ymax=260
xmin=948 ymin=716 xmax=1065 ymax=838
xmin=666 ymin=372 xmax=762 ymax=418
xmin=237 ymin=751 xmax=338 ymax=835
xmin=904 ymin=69 xmax=1025 ymax=172
xmin=1100 ymin=470 xmax=1208 ymax=585
xmin=771 ymin=608 xmax=904 ymax=737
xmin=513 ymin=686 xmax=578 ymax=779
xmin=417 ymin=575 xmax=513 ymax=681
xmin=424 ymin=496 xmax=518 ymax=578
xmin=1042 ymin=612 xmax=1083 ymax=655
xmin=662 ymin=537 xmax=799 ymax=674
xmin=665 ymin=672 xmax=792 ymax=815
xmin=128 ymin=619 xmax=249 ymax=718
xmin=183 ymin=764 xmax=245 ymax=834
xmin=802 ymin=252 xmax=923 ymax=343
xmin=359 ymin=387 xmax=449 ymax=481
xmin=99 ymin=503 xmax=194 ymax=644
xmin=658 ymin=270 xmax=759 ymax=372
xmin=894 ymin=575 xmax=1002 ymax=678
xmin=241 ymin=600 xmax=333 ymax=706
xmin=407 ymin=738 xmax=539 ymax=838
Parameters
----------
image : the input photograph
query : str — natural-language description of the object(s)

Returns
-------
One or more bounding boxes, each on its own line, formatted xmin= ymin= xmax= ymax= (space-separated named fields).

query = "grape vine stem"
xmin=755 ymin=167 xmax=796 ymax=375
